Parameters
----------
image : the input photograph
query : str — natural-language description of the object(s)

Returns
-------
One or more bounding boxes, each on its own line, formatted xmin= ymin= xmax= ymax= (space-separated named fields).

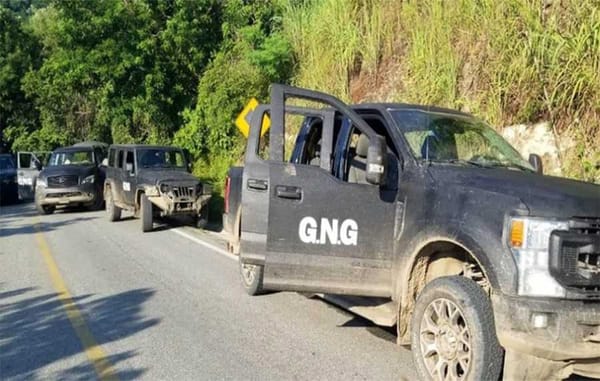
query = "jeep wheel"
xmin=194 ymin=205 xmax=209 ymax=229
xmin=36 ymin=203 xmax=55 ymax=215
xmin=105 ymin=187 xmax=121 ymax=222
xmin=411 ymin=276 xmax=503 ymax=381
xmin=239 ymin=260 xmax=264 ymax=296
xmin=140 ymin=193 xmax=153 ymax=232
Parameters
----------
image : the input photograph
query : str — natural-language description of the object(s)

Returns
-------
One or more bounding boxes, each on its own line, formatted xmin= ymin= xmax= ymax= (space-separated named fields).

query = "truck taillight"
xmin=224 ymin=176 xmax=231 ymax=214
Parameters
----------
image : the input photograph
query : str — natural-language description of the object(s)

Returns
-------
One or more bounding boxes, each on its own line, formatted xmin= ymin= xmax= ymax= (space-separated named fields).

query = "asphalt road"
xmin=0 ymin=202 xmax=417 ymax=380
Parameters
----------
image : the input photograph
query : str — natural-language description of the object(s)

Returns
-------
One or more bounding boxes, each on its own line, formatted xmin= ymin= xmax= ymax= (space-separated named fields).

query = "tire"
xmin=89 ymin=188 xmax=104 ymax=211
xmin=140 ymin=193 xmax=153 ymax=232
xmin=194 ymin=205 xmax=209 ymax=229
xmin=36 ymin=202 xmax=55 ymax=215
xmin=239 ymin=259 xmax=264 ymax=296
xmin=411 ymin=276 xmax=503 ymax=381
xmin=105 ymin=187 xmax=121 ymax=222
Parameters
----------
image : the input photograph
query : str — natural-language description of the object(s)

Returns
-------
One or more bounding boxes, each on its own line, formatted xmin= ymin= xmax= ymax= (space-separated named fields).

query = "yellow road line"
xmin=34 ymin=223 xmax=118 ymax=381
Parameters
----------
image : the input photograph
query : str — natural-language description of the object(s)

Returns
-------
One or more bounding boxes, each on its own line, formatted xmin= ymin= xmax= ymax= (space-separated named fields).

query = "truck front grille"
xmin=550 ymin=217 xmax=600 ymax=298
xmin=47 ymin=175 xmax=79 ymax=188
xmin=578 ymin=253 xmax=600 ymax=277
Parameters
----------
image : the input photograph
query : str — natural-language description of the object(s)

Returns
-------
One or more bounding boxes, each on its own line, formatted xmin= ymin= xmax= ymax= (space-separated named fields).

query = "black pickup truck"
xmin=224 ymin=84 xmax=600 ymax=380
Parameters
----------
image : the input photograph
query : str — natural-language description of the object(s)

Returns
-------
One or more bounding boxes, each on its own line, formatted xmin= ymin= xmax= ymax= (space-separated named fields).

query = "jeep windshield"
xmin=48 ymin=150 xmax=94 ymax=166
xmin=390 ymin=109 xmax=534 ymax=171
xmin=138 ymin=148 xmax=186 ymax=170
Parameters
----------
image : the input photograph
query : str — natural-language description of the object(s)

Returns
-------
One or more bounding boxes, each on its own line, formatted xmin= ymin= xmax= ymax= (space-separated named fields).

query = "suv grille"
xmin=550 ymin=217 xmax=600 ymax=298
xmin=47 ymin=175 xmax=79 ymax=188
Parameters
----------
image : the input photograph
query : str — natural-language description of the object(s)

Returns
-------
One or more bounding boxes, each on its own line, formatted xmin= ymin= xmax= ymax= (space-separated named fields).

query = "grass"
xmin=283 ymin=0 xmax=600 ymax=182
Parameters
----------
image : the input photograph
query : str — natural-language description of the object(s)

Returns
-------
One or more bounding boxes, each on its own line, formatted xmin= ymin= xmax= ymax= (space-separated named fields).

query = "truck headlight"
xmin=36 ymin=178 xmax=47 ymax=188
xmin=508 ymin=217 xmax=569 ymax=297
xmin=81 ymin=175 xmax=95 ymax=184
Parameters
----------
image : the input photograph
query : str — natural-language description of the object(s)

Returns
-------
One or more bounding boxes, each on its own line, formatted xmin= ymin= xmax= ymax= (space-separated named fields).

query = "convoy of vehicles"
xmin=103 ymin=144 xmax=211 ymax=232
xmin=5 ymin=83 xmax=599 ymax=380
xmin=224 ymin=84 xmax=600 ymax=380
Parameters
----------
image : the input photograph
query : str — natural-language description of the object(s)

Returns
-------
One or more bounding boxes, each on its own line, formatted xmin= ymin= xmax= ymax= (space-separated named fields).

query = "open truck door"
xmin=17 ymin=151 xmax=48 ymax=200
xmin=240 ymin=85 xmax=398 ymax=296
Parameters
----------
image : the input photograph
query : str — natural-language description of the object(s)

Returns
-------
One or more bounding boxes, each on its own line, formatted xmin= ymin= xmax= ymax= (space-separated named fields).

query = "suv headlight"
xmin=508 ymin=217 xmax=569 ymax=297
xmin=82 ymin=175 xmax=95 ymax=184
xmin=36 ymin=177 xmax=47 ymax=188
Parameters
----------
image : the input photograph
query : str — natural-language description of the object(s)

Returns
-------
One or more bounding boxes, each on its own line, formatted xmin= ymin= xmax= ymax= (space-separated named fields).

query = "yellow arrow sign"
xmin=235 ymin=97 xmax=271 ymax=138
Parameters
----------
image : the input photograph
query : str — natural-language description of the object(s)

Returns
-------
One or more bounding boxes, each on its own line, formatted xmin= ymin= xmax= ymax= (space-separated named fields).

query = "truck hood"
xmin=137 ymin=169 xmax=199 ymax=185
xmin=40 ymin=165 xmax=96 ymax=179
xmin=430 ymin=166 xmax=600 ymax=218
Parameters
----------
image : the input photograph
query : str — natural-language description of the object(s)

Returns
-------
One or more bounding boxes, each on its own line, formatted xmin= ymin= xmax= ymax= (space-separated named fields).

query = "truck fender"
xmin=394 ymin=226 xmax=517 ymax=344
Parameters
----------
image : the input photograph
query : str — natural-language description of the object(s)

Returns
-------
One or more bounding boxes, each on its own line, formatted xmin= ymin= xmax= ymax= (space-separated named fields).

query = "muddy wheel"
xmin=140 ymin=193 xmax=153 ymax=232
xmin=105 ymin=187 xmax=121 ymax=222
xmin=411 ymin=276 xmax=503 ymax=381
xmin=194 ymin=205 xmax=209 ymax=229
xmin=239 ymin=260 xmax=264 ymax=296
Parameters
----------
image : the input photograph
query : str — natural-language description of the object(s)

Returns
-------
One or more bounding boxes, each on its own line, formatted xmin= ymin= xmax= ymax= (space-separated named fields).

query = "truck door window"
xmin=342 ymin=125 xmax=399 ymax=189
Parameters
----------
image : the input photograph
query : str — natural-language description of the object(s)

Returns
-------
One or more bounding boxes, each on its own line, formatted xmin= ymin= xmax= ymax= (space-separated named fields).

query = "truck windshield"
xmin=48 ymin=150 xmax=94 ymax=166
xmin=138 ymin=149 xmax=186 ymax=169
xmin=390 ymin=109 xmax=534 ymax=171
xmin=0 ymin=156 xmax=15 ymax=170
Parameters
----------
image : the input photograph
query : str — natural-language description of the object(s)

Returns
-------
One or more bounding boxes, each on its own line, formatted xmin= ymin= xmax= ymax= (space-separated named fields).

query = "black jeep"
xmin=103 ymin=144 xmax=211 ymax=232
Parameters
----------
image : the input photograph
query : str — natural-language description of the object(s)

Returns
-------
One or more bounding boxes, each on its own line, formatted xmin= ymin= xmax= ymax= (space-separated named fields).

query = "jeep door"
xmin=240 ymin=85 xmax=398 ymax=297
xmin=120 ymin=149 xmax=136 ymax=205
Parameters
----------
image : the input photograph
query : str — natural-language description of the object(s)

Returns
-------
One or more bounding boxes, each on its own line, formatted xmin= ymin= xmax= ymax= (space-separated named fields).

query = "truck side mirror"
xmin=366 ymin=135 xmax=387 ymax=186
xmin=528 ymin=153 xmax=543 ymax=174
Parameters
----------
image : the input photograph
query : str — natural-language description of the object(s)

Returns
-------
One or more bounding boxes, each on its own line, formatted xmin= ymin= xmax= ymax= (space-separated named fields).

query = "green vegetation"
xmin=0 ymin=0 xmax=598 ymax=185
xmin=283 ymin=0 xmax=600 ymax=182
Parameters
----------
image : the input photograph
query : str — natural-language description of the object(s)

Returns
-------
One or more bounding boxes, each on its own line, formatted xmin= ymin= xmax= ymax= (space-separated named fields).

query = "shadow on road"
xmin=0 ymin=287 xmax=159 ymax=380
xmin=0 ymin=217 xmax=98 ymax=238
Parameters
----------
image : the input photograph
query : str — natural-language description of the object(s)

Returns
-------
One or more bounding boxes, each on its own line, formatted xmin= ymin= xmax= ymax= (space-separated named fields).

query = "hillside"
xmin=283 ymin=0 xmax=600 ymax=182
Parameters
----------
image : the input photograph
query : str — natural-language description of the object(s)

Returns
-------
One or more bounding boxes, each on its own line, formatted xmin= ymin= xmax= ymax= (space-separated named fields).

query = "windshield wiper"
xmin=477 ymin=161 xmax=534 ymax=172
xmin=426 ymin=159 xmax=486 ymax=168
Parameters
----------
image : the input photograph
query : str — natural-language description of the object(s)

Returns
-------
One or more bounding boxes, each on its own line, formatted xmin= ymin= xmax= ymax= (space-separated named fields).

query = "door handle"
xmin=275 ymin=185 xmax=302 ymax=200
xmin=247 ymin=178 xmax=268 ymax=191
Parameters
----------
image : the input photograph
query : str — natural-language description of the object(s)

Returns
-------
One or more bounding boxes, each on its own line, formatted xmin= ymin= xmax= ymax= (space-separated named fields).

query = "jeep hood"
xmin=430 ymin=166 xmax=600 ymax=219
xmin=137 ymin=169 xmax=199 ymax=185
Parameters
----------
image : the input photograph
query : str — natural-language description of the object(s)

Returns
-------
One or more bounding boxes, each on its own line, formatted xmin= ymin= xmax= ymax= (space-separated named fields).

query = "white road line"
xmin=171 ymin=228 xmax=238 ymax=262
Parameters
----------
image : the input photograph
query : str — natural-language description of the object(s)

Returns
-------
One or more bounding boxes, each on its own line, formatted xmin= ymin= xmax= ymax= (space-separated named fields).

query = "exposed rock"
xmin=501 ymin=122 xmax=572 ymax=177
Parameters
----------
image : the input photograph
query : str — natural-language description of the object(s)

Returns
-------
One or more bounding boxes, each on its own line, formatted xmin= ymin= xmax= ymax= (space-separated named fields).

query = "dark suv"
xmin=103 ymin=144 xmax=211 ymax=232
xmin=35 ymin=145 xmax=106 ymax=214
xmin=0 ymin=154 xmax=18 ymax=204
